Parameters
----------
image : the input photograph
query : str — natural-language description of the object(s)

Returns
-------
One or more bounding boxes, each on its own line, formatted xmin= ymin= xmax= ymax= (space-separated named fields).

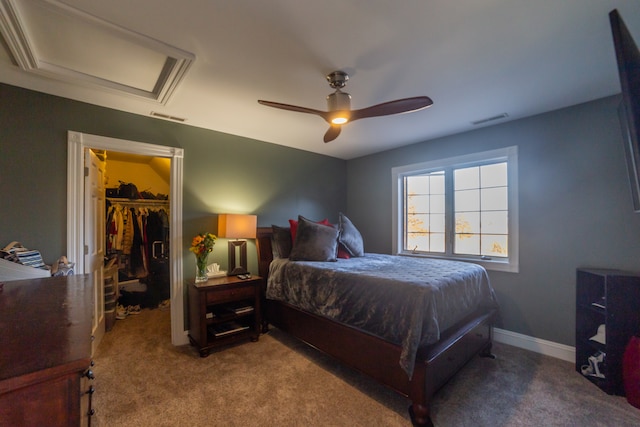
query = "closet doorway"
xmin=105 ymin=151 xmax=171 ymax=315
xmin=67 ymin=131 xmax=187 ymax=348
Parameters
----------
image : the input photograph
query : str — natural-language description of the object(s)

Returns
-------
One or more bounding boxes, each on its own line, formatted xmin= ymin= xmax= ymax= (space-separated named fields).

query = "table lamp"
xmin=217 ymin=213 xmax=257 ymax=276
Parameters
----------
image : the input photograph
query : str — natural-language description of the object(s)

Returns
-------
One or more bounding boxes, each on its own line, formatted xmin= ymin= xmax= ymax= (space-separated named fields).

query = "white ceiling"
xmin=1 ymin=0 xmax=639 ymax=160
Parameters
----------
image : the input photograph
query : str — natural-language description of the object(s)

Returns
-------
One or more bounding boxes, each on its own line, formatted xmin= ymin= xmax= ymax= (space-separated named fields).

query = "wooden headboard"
xmin=256 ymin=227 xmax=274 ymax=280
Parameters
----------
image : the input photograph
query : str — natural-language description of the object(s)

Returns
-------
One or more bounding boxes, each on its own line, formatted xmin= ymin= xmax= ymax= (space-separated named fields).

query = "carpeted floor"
xmin=92 ymin=309 xmax=640 ymax=426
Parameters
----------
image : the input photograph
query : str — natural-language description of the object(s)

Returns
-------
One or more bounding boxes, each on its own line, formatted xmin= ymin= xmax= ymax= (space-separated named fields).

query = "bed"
xmin=256 ymin=216 xmax=499 ymax=426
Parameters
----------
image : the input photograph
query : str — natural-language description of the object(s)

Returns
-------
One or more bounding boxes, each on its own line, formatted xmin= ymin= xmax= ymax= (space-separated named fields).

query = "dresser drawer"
xmin=206 ymin=285 xmax=255 ymax=304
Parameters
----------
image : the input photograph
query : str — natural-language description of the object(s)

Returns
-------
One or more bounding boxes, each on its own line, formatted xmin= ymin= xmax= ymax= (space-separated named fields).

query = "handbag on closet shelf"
xmin=118 ymin=181 xmax=140 ymax=199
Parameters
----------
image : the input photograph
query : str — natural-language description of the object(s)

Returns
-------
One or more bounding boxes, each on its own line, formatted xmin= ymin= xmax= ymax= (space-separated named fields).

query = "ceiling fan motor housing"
xmin=327 ymin=90 xmax=351 ymax=111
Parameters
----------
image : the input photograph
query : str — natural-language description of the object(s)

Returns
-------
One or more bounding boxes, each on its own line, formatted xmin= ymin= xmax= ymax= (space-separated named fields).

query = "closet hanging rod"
xmin=106 ymin=197 xmax=169 ymax=207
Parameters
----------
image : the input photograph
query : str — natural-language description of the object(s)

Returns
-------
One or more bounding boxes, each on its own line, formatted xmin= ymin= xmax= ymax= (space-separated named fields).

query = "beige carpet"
xmin=92 ymin=309 xmax=640 ymax=426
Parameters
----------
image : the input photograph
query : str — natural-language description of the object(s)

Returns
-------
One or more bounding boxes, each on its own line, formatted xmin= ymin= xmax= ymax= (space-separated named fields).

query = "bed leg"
xmin=481 ymin=349 xmax=496 ymax=359
xmin=479 ymin=327 xmax=496 ymax=359
xmin=479 ymin=335 xmax=496 ymax=359
xmin=409 ymin=403 xmax=434 ymax=427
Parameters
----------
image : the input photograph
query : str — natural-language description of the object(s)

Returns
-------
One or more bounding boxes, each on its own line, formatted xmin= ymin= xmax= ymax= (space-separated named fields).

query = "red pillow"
xmin=289 ymin=217 xmax=350 ymax=258
xmin=337 ymin=244 xmax=351 ymax=259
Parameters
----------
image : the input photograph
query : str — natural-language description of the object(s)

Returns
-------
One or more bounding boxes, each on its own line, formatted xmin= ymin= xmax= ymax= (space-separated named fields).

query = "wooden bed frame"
xmin=255 ymin=227 xmax=497 ymax=426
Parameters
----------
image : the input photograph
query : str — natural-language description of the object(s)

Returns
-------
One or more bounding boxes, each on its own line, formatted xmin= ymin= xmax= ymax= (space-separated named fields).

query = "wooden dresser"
xmin=0 ymin=274 xmax=95 ymax=426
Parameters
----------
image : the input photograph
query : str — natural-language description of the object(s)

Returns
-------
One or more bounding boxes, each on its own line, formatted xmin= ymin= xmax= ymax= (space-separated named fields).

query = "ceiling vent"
xmin=0 ymin=0 xmax=195 ymax=104
xmin=471 ymin=113 xmax=509 ymax=125
xmin=150 ymin=111 xmax=186 ymax=122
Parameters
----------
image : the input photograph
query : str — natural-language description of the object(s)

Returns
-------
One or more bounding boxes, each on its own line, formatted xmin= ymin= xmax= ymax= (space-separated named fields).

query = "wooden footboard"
xmin=256 ymin=227 xmax=496 ymax=426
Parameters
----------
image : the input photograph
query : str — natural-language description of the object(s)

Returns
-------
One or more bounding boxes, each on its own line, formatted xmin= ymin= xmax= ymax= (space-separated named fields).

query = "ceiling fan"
xmin=258 ymin=71 xmax=433 ymax=143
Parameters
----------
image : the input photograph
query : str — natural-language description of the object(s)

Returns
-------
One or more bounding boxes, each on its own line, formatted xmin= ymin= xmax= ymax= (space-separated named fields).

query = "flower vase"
xmin=195 ymin=253 xmax=209 ymax=283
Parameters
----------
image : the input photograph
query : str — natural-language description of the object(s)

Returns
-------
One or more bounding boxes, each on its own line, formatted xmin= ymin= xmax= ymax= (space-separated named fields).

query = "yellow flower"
xmin=189 ymin=232 xmax=217 ymax=255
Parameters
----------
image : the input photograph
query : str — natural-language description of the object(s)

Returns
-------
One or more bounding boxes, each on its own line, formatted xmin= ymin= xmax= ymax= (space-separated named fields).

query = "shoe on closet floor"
xmin=127 ymin=305 xmax=141 ymax=315
xmin=158 ymin=299 xmax=170 ymax=311
xmin=116 ymin=304 xmax=128 ymax=319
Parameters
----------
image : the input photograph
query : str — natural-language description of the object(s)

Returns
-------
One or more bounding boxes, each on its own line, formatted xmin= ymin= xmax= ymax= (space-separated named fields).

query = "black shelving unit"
xmin=576 ymin=268 xmax=640 ymax=395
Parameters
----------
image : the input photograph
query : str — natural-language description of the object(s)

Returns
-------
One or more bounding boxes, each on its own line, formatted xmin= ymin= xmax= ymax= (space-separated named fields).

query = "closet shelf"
xmin=107 ymin=197 xmax=169 ymax=207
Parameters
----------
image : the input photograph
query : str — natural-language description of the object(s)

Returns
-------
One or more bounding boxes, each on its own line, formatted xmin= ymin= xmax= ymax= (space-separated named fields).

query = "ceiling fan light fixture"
xmin=331 ymin=114 xmax=349 ymax=125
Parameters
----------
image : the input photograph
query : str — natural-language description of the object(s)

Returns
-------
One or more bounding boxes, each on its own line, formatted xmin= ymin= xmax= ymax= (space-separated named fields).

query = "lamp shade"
xmin=217 ymin=214 xmax=257 ymax=239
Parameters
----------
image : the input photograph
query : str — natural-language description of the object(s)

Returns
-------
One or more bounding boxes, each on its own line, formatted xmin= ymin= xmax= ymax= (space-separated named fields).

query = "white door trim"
xmin=67 ymin=130 xmax=187 ymax=346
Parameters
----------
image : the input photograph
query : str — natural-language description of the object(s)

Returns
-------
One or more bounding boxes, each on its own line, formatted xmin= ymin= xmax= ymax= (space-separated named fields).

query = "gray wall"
xmin=3 ymin=82 xmax=638 ymax=347
xmin=345 ymin=95 xmax=640 ymax=346
xmin=0 ymin=83 xmax=347 ymax=276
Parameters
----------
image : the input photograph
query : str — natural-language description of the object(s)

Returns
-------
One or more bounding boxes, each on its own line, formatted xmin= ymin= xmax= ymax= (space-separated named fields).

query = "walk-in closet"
xmin=101 ymin=150 xmax=171 ymax=328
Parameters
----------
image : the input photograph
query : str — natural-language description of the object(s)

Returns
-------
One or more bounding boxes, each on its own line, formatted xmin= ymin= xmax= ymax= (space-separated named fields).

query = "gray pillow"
xmin=289 ymin=216 xmax=339 ymax=261
xmin=271 ymin=225 xmax=292 ymax=258
xmin=338 ymin=212 xmax=364 ymax=257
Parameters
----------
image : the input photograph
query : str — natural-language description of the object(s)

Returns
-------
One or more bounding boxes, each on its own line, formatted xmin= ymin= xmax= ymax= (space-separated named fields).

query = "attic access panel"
xmin=0 ymin=0 xmax=194 ymax=104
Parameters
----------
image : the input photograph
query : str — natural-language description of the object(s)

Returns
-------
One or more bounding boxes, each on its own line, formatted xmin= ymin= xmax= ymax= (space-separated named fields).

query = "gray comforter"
xmin=266 ymin=254 xmax=499 ymax=378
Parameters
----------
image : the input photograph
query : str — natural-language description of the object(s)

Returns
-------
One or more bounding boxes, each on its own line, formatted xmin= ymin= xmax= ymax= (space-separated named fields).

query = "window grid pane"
xmin=405 ymin=172 xmax=445 ymax=253
xmin=453 ymin=162 xmax=508 ymax=258
xmin=481 ymin=234 xmax=508 ymax=257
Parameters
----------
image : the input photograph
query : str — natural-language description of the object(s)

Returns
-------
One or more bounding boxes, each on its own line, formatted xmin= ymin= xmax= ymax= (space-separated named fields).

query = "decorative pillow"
xmin=289 ymin=216 xmax=339 ymax=262
xmin=289 ymin=217 xmax=331 ymax=243
xmin=289 ymin=216 xmax=349 ymax=259
xmin=338 ymin=212 xmax=364 ymax=257
xmin=337 ymin=243 xmax=351 ymax=259
xmin=271 ymin=225 xmax=292 ymax=258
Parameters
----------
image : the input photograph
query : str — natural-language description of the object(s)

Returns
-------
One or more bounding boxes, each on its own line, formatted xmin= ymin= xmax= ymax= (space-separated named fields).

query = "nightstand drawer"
xmin=206 ymin=285 xmax=255 ymax=304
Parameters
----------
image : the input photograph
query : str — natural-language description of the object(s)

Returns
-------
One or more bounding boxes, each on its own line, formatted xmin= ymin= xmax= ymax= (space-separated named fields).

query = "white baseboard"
xmin=493 ymin=327 xmax=575 ymax=363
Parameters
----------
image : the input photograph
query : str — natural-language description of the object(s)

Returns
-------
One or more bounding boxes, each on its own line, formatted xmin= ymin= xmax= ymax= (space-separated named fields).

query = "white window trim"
xmin=392 ymin=146 xmax=519 ymax=273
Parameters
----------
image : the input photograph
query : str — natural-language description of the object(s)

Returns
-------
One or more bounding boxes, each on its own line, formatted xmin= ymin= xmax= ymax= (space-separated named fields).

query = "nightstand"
xmin=188 ymin=275 xmax=262 ymax=357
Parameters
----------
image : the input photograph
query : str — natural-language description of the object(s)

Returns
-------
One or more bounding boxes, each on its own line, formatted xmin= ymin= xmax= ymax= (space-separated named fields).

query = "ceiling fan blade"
xmin=323 ymin=125 xmax=341 ymax=143
xmin=258 ymin=100 xmax=330 ymax=121
xmin=350 ymin=96 xmax=433 ymax=121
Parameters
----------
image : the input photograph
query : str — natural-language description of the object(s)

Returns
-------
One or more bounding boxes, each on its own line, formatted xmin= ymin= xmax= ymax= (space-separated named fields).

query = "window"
xmin=392 ymin=147 xmax=518 ymax=272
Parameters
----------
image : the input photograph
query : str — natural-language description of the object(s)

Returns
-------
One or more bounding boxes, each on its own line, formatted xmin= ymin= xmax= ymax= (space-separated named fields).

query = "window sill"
xmin=397 ymin=252 xmax=519 ymax=273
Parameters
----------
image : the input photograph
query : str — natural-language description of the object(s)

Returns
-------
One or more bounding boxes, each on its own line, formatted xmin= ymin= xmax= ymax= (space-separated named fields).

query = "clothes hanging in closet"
xmin=129 ymin=207 xmax=145 ymax=277
xmin=106 ymin=201 xmax=169 ymax=279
